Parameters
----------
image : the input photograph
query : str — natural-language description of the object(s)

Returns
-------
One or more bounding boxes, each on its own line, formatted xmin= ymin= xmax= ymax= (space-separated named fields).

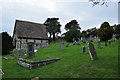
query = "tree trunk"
xmin=105 ymin=41 xmax=107 ymax=46
xmin=53 ymin=33 xmax=56 ymax=42
xmin=48 ymin=33 xmax=52 ymax=44
xmin=49 ymin=33 xmax=52 ymax=38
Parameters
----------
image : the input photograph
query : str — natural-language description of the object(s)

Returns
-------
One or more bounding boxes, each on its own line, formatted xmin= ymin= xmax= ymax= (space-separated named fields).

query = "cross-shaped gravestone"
xmin=26 ymin=42 xmax=35 ymax=58
xmin=88 ymin=42 xmax=98 ymax=60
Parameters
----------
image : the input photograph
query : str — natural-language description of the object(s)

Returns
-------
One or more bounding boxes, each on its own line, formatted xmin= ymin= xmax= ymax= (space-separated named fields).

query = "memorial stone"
xmin=88 ymin=42 xmax=98 ymax=60
xmin=26 ymin=42 xmax=35 ymax=58
xmin=82 ymin=46 xmax=86 ymax=53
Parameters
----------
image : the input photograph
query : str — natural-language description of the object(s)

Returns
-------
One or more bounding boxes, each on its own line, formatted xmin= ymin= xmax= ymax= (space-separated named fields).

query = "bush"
xmin=64 ymin=29 xmax=80 ymax=43
xmin=98 ymin=22 xmax=114 ymax=42
xmin=1 ymin=32 xmax=14 ymax=55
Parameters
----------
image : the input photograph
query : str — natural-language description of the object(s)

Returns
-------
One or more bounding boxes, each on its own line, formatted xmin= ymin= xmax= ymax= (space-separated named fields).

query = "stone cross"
xmin=26 ymin=42 xmax=35 ymax=58
xmin=88 ymin=42 xmax=98 ymax=60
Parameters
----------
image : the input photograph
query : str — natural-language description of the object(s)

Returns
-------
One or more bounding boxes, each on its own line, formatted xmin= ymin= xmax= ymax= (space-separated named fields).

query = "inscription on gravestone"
xmin=88 ymin=42 xmax=98 ymax=60
xmin=27 ymin=42 xmax=35 ymax=58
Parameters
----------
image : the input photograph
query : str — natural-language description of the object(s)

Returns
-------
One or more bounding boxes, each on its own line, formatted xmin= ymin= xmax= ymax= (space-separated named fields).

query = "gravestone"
xmin=26 ymin=42 xmax=35 ymax=58
xmin=88 ymin=42 xmax=98 ymax=60
xmin=83 ymin=41 xmax=86 ymax=43
xmin=0 ymin=69 xmax=4 ymax=76
xmin=82 ymin=46 xmax=86 ymax=53
xmin=31 ymin=77 xmax=39 ymax=80
xmin=17 ymin=49 xmax=23 ymax=57
xmin=3 ymin=57 xmax=13 ymax=60
xmin=65 ymin=43 xmax=70 ymax=47
xmin=97 ymin=41 xmax=101 ymax=48
xmin=60 ymin=42 xmax=64 ymax=50
xmin=78 ymin=38 xmax=81 ymax=42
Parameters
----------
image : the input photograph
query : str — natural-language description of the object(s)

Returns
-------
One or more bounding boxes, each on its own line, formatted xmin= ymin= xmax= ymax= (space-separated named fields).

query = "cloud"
xmin=0 ymin=0 xmax=118 ymax=36
xmin=1 ymin=0 xmax=57 ymax=12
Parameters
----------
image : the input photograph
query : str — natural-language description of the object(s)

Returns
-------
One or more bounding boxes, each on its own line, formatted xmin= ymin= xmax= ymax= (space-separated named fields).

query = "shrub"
xmin=1 ymin=32 xmax=14 ymax=55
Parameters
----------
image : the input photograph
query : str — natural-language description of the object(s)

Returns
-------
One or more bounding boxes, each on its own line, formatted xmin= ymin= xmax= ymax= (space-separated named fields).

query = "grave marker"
xmin=88 ymin=42 xmax=98 ymax=60
xmin=26 ymin=42 xmax=35 ymax=58
xmin=17 ymin=49 xmax=23 ymax=57
xmin=60 ymin=42 xmax=64 ymax=50
xmin=82 ymin=46 xmax=86 ymax=53
xmin=97 ymin=41 xmax=101 ymax=48
xmin=0 ymin=69 xmax=4 ymax=76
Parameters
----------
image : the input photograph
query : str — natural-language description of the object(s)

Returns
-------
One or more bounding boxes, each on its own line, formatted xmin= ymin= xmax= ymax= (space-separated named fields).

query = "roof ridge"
xmin=16 ymin=19 xmax=43 ymax=25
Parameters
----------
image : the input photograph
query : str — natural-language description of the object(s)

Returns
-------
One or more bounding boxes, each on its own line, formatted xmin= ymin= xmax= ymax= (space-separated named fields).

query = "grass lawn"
xmin=1 ymin=40 xmax=119 ymax=79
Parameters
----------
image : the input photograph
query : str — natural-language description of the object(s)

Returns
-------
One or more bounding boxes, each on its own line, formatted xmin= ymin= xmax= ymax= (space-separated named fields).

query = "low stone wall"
xmin=18 ymin=58 xmax=61 ymax=69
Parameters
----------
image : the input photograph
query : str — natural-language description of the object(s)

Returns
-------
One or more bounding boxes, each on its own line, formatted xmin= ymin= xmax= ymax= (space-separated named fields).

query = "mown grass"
xmin=1 ymin=39 xmax=119 ymax=79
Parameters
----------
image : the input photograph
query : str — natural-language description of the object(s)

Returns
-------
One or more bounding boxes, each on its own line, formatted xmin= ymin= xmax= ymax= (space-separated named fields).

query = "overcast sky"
xmin=0 ymin=0 xmax=118 ymax=36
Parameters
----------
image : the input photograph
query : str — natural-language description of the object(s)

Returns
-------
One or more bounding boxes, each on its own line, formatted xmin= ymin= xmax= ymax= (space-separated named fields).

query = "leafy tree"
xmin=44 ymin=18 xmax=61 ymax=42
xmin=89 ymin=0 xmax=109 ymax=7
xmin=89 ymin=0 xmax=120 ymax=7
xmin=98 ymin=22 xmax=114 ymax=46
xmin=100 ymin=22 xmax=110 ymax=29
xmin=114 ymin=24 xmax=120 ymax=39
xmin=81 ymin=30 xmax=87 ymax=39
xmin=65 ymin=20 xmax=81 ymax=31
xmin=64 ymin=20 xmax=81 ymax=43
xmin=64 ymin=29 xmax=80 ymax=43
xmin=1 ymin=32 xmax=14 ymax=55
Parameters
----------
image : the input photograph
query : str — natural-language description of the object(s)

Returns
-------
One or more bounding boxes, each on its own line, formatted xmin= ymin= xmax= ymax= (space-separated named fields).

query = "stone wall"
xmin=15 ymin=38 xmax=48 ymax=50
xmin=18 ymin=58 xmax=61 ymax=69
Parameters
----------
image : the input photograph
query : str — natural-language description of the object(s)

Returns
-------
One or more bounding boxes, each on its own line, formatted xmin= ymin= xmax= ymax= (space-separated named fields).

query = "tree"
xmin=98 ymin=22 xmax=114 ymax=46
xmin=64 ymin=20 xmax=81 ymax=43
xmin=65 ymin=20 xmax=81 ymax=31
xmin=44 ymin=18 xmax=61 ymax=42
xmin=81 ymin=30 xmax=87 ymax=39
xmin=89 ymin=0 xmax=120 ymax=7
xmin=1 ymin=32 xmax=14 ymax=55
xmin=114 ymin=24 xmax=120 ymax=39
xmin=100 ymin=22 xmax=110 ymax=29
xmin=64 ymin=29 xmax=80 ymax=43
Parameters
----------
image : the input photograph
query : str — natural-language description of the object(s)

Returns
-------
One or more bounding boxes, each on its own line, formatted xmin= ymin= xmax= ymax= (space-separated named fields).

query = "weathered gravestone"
xmin=73 ymin=38 xmax=80 ymax=45
xmin=78 ymin=38 xmax=81 ymax=42
xmin=17 ymin=49 xmax=23 ymax=57
xmin=82 ymin=46 xmax=86 ymax=53
xmin=0 ymin=69 xmax=4 ymax=76
xmin=31 ymin=77 xmax=39 ymax=80
xmin=88 ymin=42 xmax=98 ymax=60
xmin=26 ymin=42 xmax=35 ymax=58
xmin=97 ymin=41 xmax=101 ymax=48
xmin=65 ymin=43 xmax=70 ymax=47
xmin=3 ymin=57 xmax=13 ymax=60
xmin=60 ymin=42 xmax=64 ymax=50
xmin=82 ymin=40 xmax=86 ymax=43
